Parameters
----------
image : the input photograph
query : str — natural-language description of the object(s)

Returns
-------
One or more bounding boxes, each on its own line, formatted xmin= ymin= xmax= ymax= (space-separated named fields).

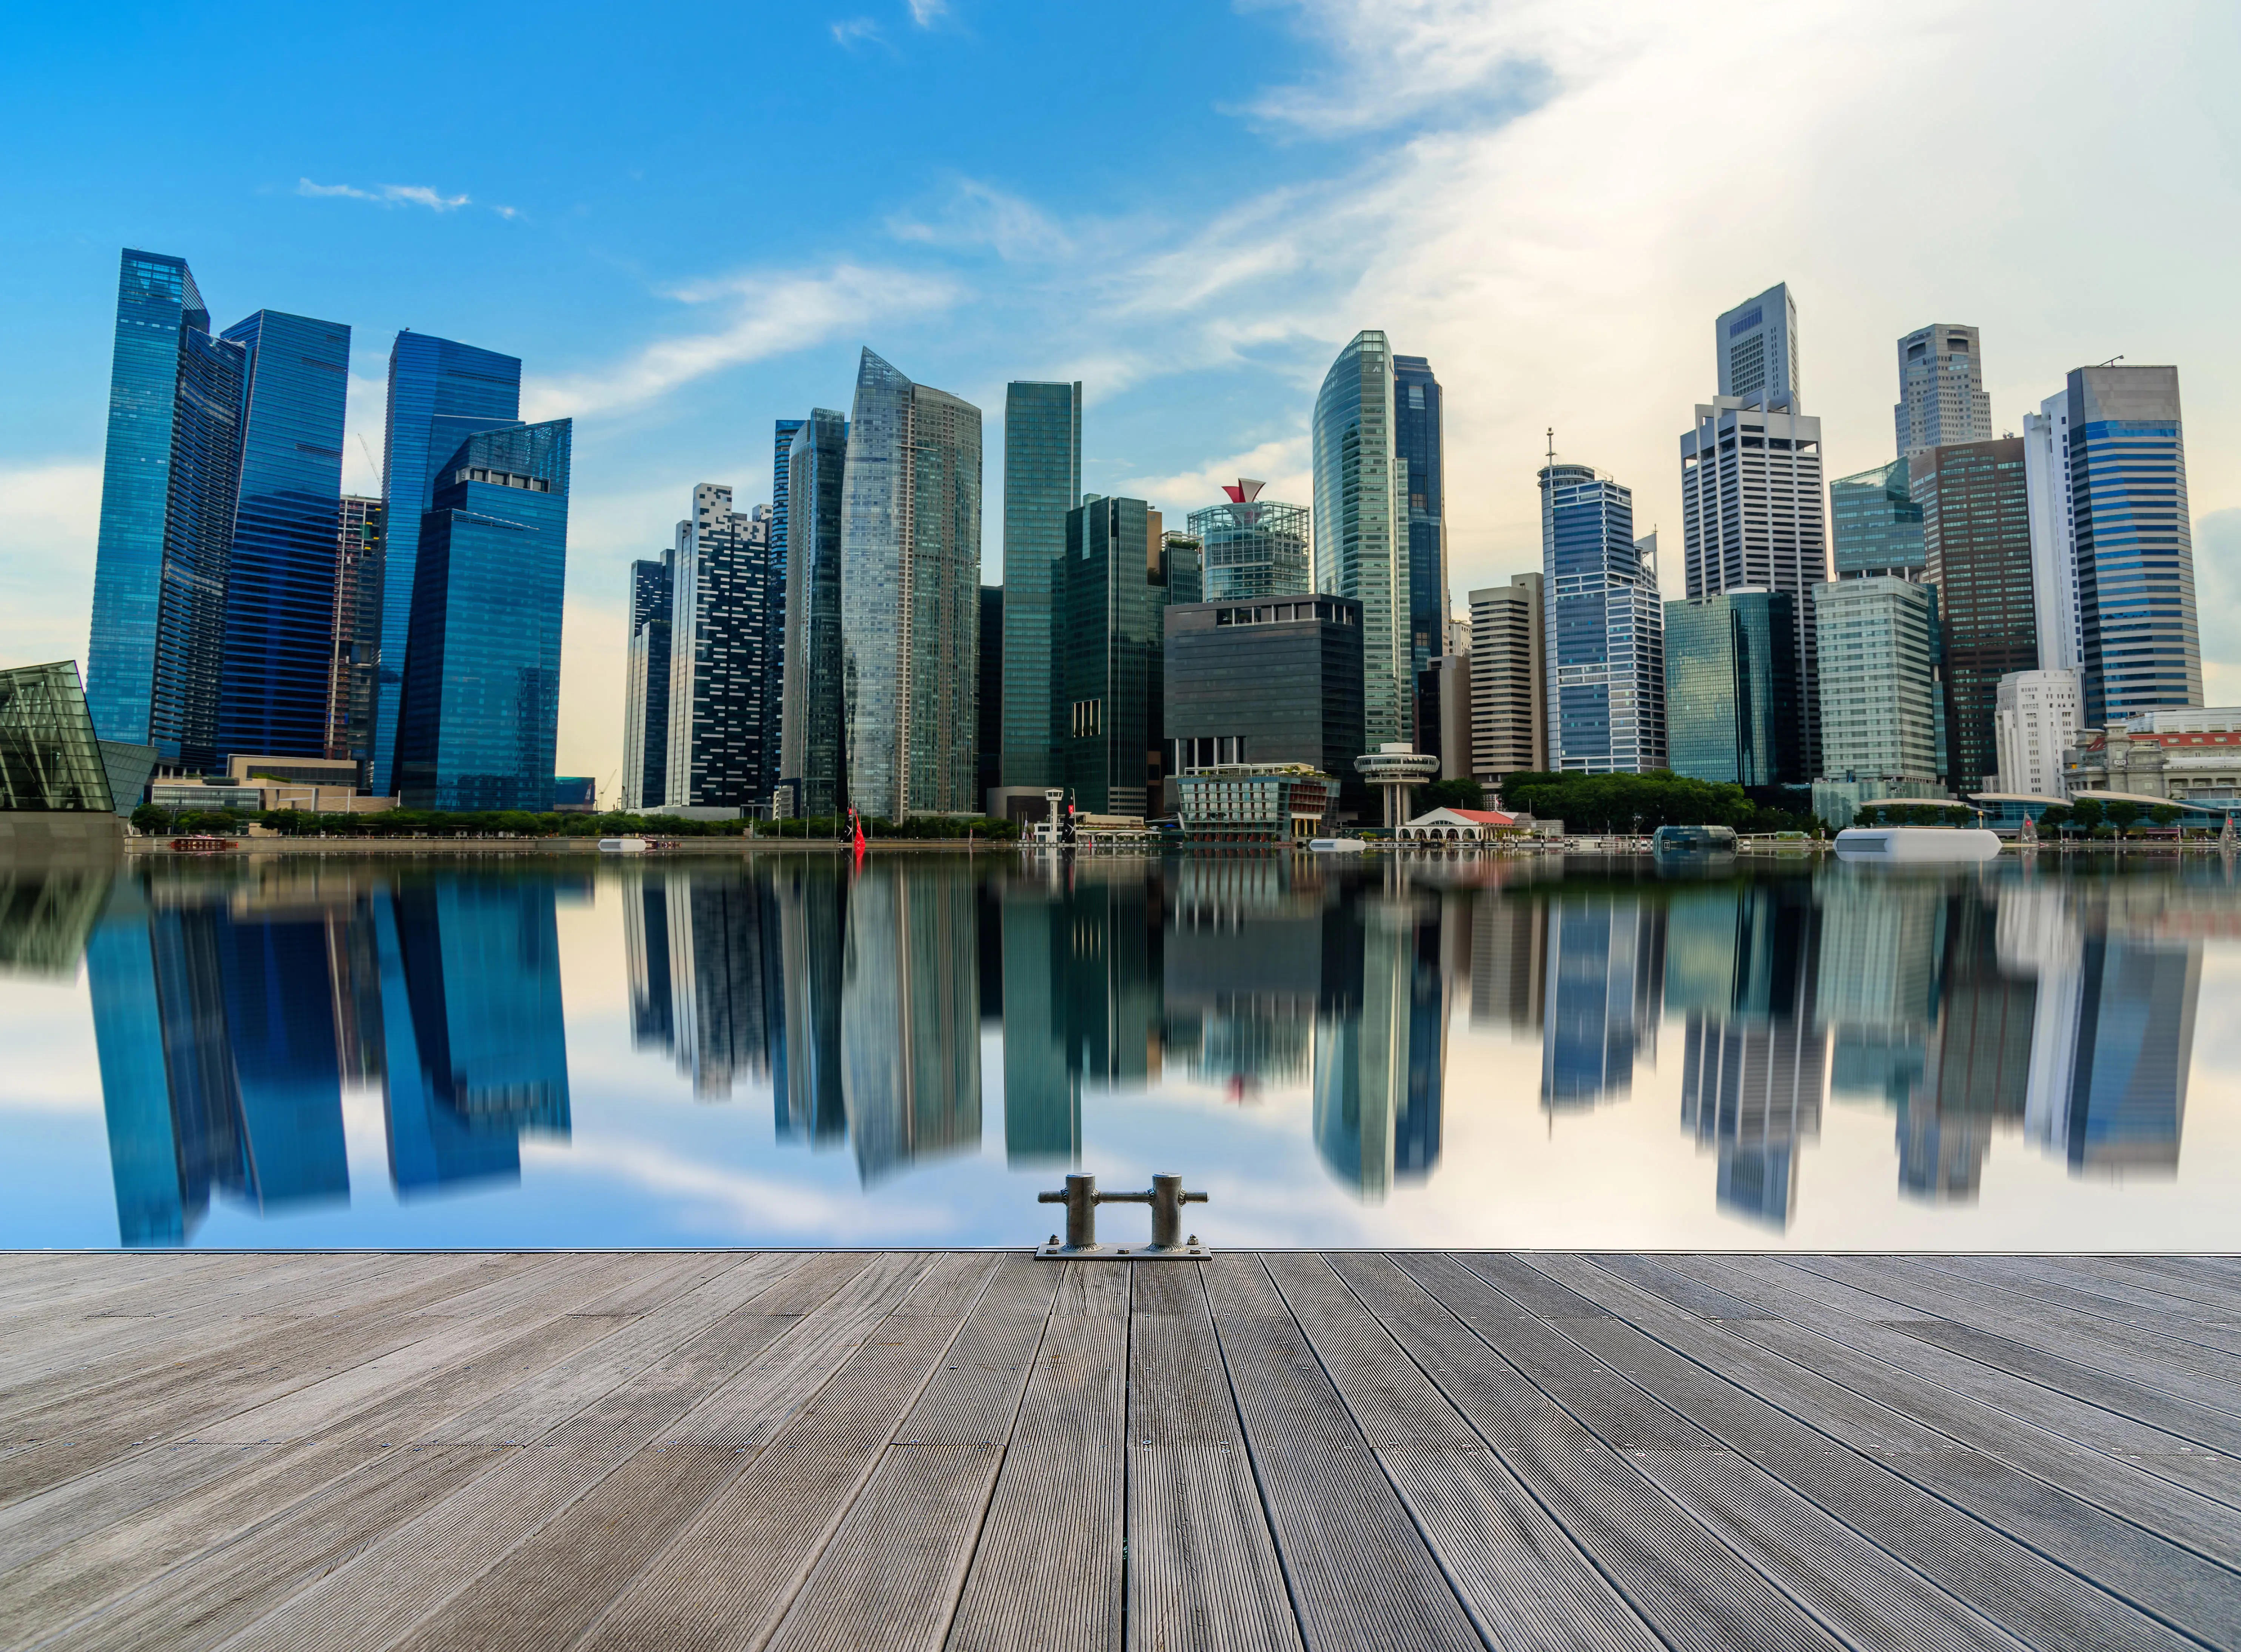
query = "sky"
xmin=4 ymin=0 xmax=2240 ymax=794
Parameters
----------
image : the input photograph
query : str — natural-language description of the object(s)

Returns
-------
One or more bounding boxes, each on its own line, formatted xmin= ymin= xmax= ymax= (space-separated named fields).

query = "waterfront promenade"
xmin=2 ymin=1250 xmax=2236 ymax=1651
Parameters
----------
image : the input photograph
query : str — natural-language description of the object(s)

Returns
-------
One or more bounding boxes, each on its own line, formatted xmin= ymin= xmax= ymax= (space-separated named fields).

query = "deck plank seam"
xmin=1902 ymin=1259 xmax=2241 ymax=1366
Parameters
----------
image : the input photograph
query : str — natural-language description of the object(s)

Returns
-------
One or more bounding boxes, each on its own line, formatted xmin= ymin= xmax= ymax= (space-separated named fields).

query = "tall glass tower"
xmin=1313 ymin=331 xmax=1412 ymax=748
xmin=1540 ymin=461 xmax=1664 ymax=774
xmin=1829 ymin=459 xmax=1924 ymax=578
xmin=213 ymin=309 xmax=352 ymax=763
xmin=1392 ymin=354 xmax=1448 ymax=673
xmin=1663 ymin=590 xmax=1798 ymax=786
xmin=999 ymin=381 xmax=1081 ymax=789
xmin=395 ymin=419 xmax=571 ymax=811
xmin=374 ymin=333 xmax=522 ymax=797
xmin=1914 ymin=437 xmax=2036 ymax=791
xmin=2068 ymin=366 xmax=2200 ymax=726
xmin=779 ymin=410 xmax=849 ymax=817
xmin=621 ymin=549 xmax=672 ymax=811
xmin=840 ymin=349 xmax=982 ymax=820
xmin=1189 ymin=480 xmax=1310 ymax=601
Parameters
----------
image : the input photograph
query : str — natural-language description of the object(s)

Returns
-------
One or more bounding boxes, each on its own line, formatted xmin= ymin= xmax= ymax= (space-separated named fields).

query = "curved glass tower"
xmin=1312 ymin=332 xmax=1412 ymax=747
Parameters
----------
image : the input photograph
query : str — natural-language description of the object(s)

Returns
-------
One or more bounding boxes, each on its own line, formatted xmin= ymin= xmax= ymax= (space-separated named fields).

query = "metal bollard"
xmin=1035 ymin=1173 xmax=1209 ymax=1258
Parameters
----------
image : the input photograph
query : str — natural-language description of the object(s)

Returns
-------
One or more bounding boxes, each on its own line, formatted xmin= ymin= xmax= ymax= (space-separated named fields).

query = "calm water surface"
xmin=2 ymin=850 xmax=2237 ymax=1251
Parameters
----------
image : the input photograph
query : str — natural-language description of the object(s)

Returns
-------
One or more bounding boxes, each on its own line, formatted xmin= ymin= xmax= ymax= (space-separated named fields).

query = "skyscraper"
xmin=840 ymin=349 xmax=982 ymax=820
xmin=1392 ymin=354 xmax=1449 ymax=676
xmin=1894 ymin=324 xmax=1992 ymax=456
xmin=621 ymin=550 xmax=672 ymax=811
xmin=1914 ymin=438 xmax=2037 ymax=791
xmin=778 ymin=409 xmax=848 ymax=818
xmin=1716 ymin=283 xmax=1800 ymax=411
xmin=1663 ymin=589 xmax=1799 ymax=786
xmin=2068 ymin=366 xmax=2200 ymax=726
xmin=395 ymin=419 xmax=571 ymax=812
xmin=1467 ymin=575 xmax=1545 ymax=783
xmin=1164 ymin=596 xmax=1366 ymax=792
xmin=977 ymin=585 xmax=1003 ymax=809
xmin=1681 ymin=397 xmax=1827 ymax=772
xmin=999 ymin=381 xmax=1082 ymax=789
xmin=1190 ymin=481 xmax=1311 ymax=602
xmin=2022 ymin=391 xmax=2081 ymax=673
xmin=374 ymin=333 xmax=522 ymax=797
xmin=1540 ymin=461 xmax=1663 ymax=774
xmin=326 ymin=498 xmax=384 ymax=771
xmin=666 ymin=486 xmax=782 ymax=810
xmin=1059 ymin=496 xmax=1185 ymax=816
xmin=1829 ymin=459 xmax=1925 ymax=578
xmin=1313 ymin=331 xmax=1412 ymax=748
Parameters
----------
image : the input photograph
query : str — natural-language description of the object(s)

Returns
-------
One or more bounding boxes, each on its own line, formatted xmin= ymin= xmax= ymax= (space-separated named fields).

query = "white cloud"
xmin=831 ymin=16 xmax=884 ymax=49
xmin=1119 ymin=438 xmax=1312 ymax=519
xmin=522 ymin=262 xmax=958 ymax=420
xmin=886 ymin=179 xmax=1073 ymax=262
xmin=297 ymin=178 xmax=472 ymax=212
xmin=0 ymin=462 xmax=100 ymax=670
xmin=906 ymin=0 xmax=948 ymax=23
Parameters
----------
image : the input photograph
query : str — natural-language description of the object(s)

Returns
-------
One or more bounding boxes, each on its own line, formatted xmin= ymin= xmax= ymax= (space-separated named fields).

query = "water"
xmin=2 ymin=849 xmax=2236 ymax=1252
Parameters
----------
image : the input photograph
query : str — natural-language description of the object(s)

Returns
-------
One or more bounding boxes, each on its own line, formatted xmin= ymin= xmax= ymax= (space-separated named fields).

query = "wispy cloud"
xmin=906 ymin=0 xmax=949 ymax=24
xmin=522 ymin=262 xmax=959 ymax=420
xmin=886 ymin=178 xmax=1073 ymax=261
xmin=830 ymin=16 xmax=885 ymax=49
xmin=297 ymin=177 xmax=472 ymax=212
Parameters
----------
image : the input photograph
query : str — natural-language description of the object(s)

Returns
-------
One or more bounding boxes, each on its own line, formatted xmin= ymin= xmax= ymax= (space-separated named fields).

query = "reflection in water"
xmin=6 ymin=850 xmax=2231 ymax=1245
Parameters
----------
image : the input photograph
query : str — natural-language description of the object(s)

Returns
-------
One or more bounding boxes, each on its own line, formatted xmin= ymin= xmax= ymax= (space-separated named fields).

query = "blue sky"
xmin=4 ymin=1 xmax=2240 ymax=788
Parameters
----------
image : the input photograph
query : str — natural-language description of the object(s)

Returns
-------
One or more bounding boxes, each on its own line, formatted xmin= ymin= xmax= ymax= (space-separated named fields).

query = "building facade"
xmin=2022 ymin=390 xmax=2081 ymax=673
xmin=998 ymin=381 xmax=1082 ymax=790
xmin=1894 ymin=324 xmax=1992 ymax=456
xmin=1392 ymin=354 xmax=1449 ymax=677
xmin=1313 ymin=331 xmax=1412 ymax=747
xmin=1541 ymin=462 xmax=1663 ymax=774
xmin=2062 ymin=706 xmax=2241 ymax=801
xmin=395 ymin=419 xmax=571 ymax=812
xmin=1716 ymin=283 xmax=1800 ymax=410
xmin=1059 ymin=496 xmax=1194 ymax=817
xmin=778 ymin=408 xmax=848 ymax=817
xmin=1993 ymin=669 xmax=2081 ymax=797
xmin=1830 ymin=458 xmax=1924 ymax=578
xmin=1914 ymin=437 xmax=2037 ymax=792
xmin=621 ymin=550 xmax=672 ymax=811
xmin=1416 ymin=652 xmax=1471 ymax=780
xmin=1811 ymin=575 xmax=1942 ymax=786
xmin=1165 ymin=597 xmax=1365 ymax=805
xmin=1467 ymin=574 xmax=1545 ymax=783
xmin=326 ymin=497 xmax=384 ymax=772
xmin=666 ymin=486 xmax=781 ymax=810
xmin=1663 ymin=589 xmax=1799 ymax=786
xmin=1190 ymin=481 xmax=1310 ymax=602
xmin=2068 ymin=366 xmax=2200 ymax=726
xmin=1681 ymin=398 xmax=1828 ymax=772
xmin=840 ymin=349 xmax=983 ymax=819
xmin=374 ymin=332 xmax=523 ymax=796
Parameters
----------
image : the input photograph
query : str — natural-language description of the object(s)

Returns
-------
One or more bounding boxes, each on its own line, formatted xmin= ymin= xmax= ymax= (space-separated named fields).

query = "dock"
xmin=3 ymin=1250 xmax=2237 ymax=1651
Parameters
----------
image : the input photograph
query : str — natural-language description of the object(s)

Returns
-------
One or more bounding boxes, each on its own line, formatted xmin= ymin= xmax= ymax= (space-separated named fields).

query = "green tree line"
xmin=1493 ymin=771 xmax=1817 ymax=834
xmin=131 ymin=805 xmax=1022 ymax=841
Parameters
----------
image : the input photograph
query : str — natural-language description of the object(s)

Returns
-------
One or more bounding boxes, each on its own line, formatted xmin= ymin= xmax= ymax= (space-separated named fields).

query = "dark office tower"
xmin=325 ymin=496 xmax=384 ymax=771
xmin=1663 ymin=589 xmax=1799 ymax=786
xmin=87 ymin=251 xmax=246 ymax=770
xmin=841 ymin=860 xmax=982 ymax=1183
xmin=1002 ymin=886 xmax=1078 ymax=1163
xmin=1902 ymin=892 xmax=2033 ymax=1203
xmin=775 ymin=860 xmax=848 ymax=1143
xmin=1829 ymin=459 xmax=1925 ymax=578
xmin=1060 ymin=496 xmax=1181 ymax=815
xmin=664 ymin=871 xmax=786 ymax=1099
xmin=1913 ymin=438 xmax=2036 ymax=792
xmin=1000 ymin=381 xmax=1082 ymax=789
xmin=623 ymin=869 xmax=675 ymax=1052
xmin=779 ymin=409 xmax=848 ymax=817
xmin=978 ymin=586 xmax=1003 ymax=809
xmin=665 ymin=487 xmax=780 ymax=810
xmin=621 ymin=550 xmax=672 ymax=812
xmin=2069 ymin=367 xmax=2201 ymax=726
xmin=1165 ymin=597 xmax=1366 ymax=789
xmin=1392 ymin=354 xmax=1449 ymax=677
xmin=395 ymin=420 xmax=571 ymax=812
xmin=769 ymin=415 xmax=805 ymax=594
xmin=373 ymin=333 xmax=522 ymax=797
xmin=842 ymin=349 xmax=983 ymax=820
xmin=766 ymin=418 xmax=802 ymax=775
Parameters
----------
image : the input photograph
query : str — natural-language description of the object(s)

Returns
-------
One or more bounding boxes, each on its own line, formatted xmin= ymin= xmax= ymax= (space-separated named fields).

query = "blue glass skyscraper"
xmin=1541 ymin=460 xmax=1664 ymax=773
xmin=1313 ymin=332 xmax=1412 ymax=748
xmin=999 ymin=381 xmax=1082 ymax=788
xmin=395 ymin=420 xmax=571 ymax=811
xmin=779 ymin=410 xmax=848 ymax=817
xmin=1392 ymin=354 xmax=1448 ymax=673
xmin=373 ymin=333 xmax=522 ymax=796
xmin=1663 ymin=590 xmax=1799 ymax=785
xmin=213 ymin=310 xmax=351 ymax=763
xmin=1829 ymin=458 xmax=1924 ymax=578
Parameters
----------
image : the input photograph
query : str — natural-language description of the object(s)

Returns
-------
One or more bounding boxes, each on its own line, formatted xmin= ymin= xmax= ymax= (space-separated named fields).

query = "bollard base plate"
xmin=1034 ymin=1242 xmax=1213 ymax=1260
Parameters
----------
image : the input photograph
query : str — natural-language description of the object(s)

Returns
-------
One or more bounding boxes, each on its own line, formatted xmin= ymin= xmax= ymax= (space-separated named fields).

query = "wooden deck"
xmin=2 ymin=1251 xmax=2237 ymax=1652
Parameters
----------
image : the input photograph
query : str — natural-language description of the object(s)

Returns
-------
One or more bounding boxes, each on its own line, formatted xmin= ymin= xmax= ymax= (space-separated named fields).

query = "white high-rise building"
xmin=1894 ymin=324 xmax=1992 ymax=456
xmin=2022 ymin=390 xmax=2081 ymax=673
xmin=1993 ymin=669 xmax=2082 ymax=797
xmin=1716 ymin=283 xmax=1800 ymax=411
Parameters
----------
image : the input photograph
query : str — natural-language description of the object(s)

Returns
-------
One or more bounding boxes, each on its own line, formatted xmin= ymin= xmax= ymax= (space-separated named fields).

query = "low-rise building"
xmin=1993 ymin=670 xmax=2081 ymax=796
xmin=1399 ymin=806 xmax=1524 ymax=842
xmin=1174 ymin=763 xmax=1334 ymax=845
xmin=2062 ymin=707 xmax=2241 ymax=801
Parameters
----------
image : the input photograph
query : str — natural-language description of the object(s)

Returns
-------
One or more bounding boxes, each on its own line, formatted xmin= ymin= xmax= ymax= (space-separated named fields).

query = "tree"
xmin=2070 ymin=797 xmax=2104 ymax=834
xmin=2149 ymin=804 xmax=2182 ymax=832
xmin=1420 ymin=777 xmax=1485 ymax=812
xmin=2103 ymin=800 xmax=2141 ymax=840
xmin=2035 ymin=804 xmax=2073 ymax=838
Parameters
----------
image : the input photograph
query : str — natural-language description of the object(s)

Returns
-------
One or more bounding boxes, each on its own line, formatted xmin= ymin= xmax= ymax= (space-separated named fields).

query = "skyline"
xmin=5 ymin=3 xmax=2241 ymax=791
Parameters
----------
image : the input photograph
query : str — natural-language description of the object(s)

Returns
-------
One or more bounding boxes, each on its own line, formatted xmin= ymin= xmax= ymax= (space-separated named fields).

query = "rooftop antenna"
xmin=2096 ymin=354 xmax=2125 ymax=367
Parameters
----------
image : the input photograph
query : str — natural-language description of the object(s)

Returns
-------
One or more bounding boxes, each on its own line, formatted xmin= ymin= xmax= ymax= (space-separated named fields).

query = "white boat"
xmin=1308 ymin=838 xmax=1367 ymax=853
xmin=598 ymin=837 xmax=650 ymax=853
xmin=1833 ymin=826 xmax=2001 ymax=862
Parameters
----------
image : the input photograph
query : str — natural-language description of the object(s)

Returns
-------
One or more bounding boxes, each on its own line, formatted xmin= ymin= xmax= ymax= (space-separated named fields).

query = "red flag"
xmin=850 ymin=807 xmax=866 ymax=857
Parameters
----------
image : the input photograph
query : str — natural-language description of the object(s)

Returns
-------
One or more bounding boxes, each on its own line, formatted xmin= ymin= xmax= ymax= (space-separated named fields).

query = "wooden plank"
xmin=944 ymin=1262 xmax=1128 ymax=1652
xmin=1298 ymin=1253 xmax=1665 ymax=1652
xmin=1127 ymin=1259 xmax=1303 ymax=1652
xmin=1917 ymin=1257 xmax=2241 ymax=1357
xmin=760 ymin=1257 xmax=1057 ymax=1652
xmin=1353 ymin=1254 xmax=1843 ymax=1652
xmin=2093 ymin=1256 xmax=2241 ymax=1310
xmin=1525 ymin=1255 xmax=2239 ymax=1652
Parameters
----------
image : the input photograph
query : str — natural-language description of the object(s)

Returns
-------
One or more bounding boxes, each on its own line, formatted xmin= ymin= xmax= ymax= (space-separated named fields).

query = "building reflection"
xmin=1541 ymin=891 xmax=1663 ymax=1110
xmin=842 ymin=861 xmax=982 ymax=1184
xmin=1311 ymin=887 xmax=1444 ymax=1200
